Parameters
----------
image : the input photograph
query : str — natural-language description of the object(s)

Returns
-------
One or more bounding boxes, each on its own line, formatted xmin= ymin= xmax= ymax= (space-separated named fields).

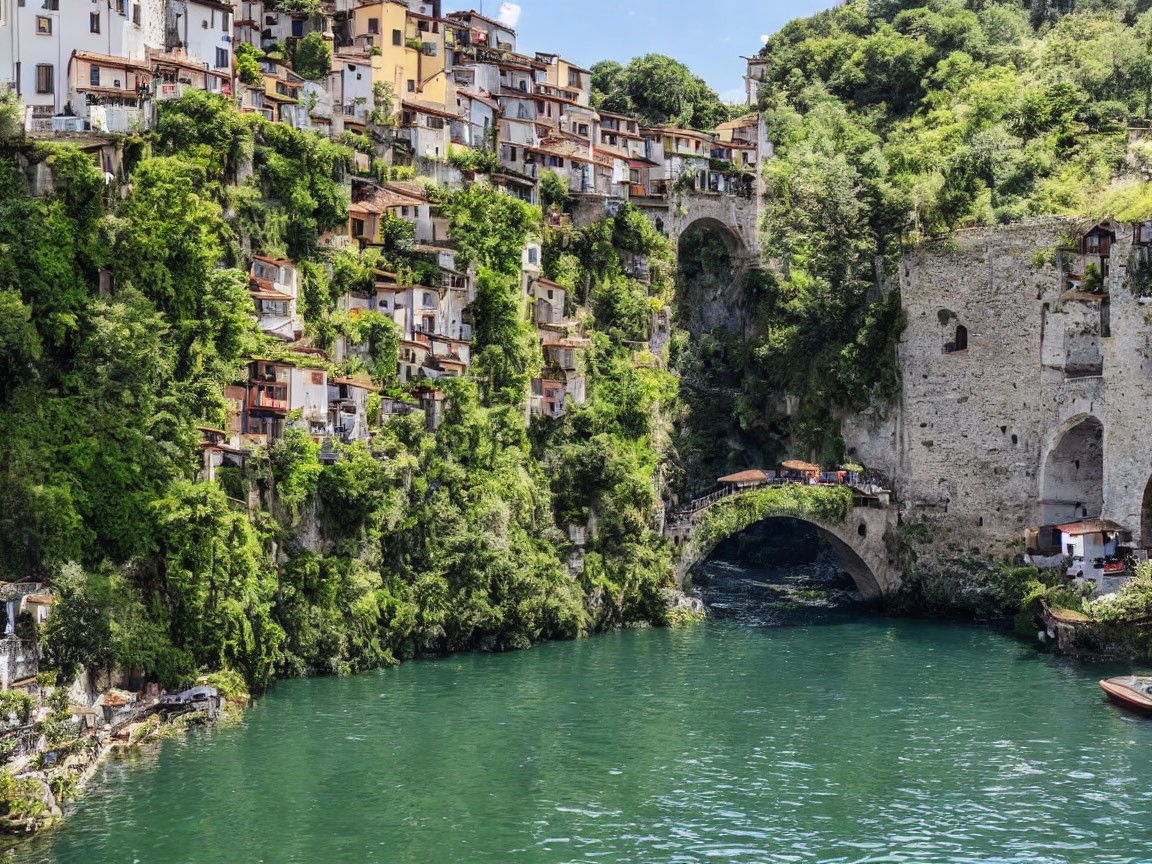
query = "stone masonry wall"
xmin=853 ymin=216 xmax=1152 ymax=574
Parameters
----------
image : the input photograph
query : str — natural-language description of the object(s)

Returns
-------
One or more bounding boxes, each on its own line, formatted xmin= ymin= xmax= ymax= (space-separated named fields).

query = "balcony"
xmin=248 ymin=390 xmax=287 ymax=411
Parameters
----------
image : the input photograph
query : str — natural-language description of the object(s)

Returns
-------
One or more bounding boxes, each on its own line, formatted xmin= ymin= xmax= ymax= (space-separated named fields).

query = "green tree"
xmin=539 ymin=169 xmax=569 ymax=211
xmin=590 ymin=54 xmax=733 ymax=129
xmin=235 ymin=42 xmax=264 ymax=87
xmin=470 ymin=267 xmax=539 ymax=405
xmin=0 ymin=90 xmax=22 ymax=140
xmin=291 ymin=32 xmax=331 ymax=81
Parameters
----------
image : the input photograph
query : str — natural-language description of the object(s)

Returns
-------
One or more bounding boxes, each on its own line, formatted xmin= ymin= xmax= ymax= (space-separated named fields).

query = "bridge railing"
xmin=667 ymin=477 xmax=890 ymax=528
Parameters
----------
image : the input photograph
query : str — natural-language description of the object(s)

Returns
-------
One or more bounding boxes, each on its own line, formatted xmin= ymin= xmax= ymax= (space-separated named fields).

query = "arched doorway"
xmin=1040 ymin=415 xmax=1104 ymax=524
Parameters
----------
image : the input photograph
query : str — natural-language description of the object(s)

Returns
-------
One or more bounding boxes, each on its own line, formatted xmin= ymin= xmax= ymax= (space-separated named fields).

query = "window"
xmin=426 ymin=116 xmax=443 ymax=129
xmin=215 ymin=47 xmax=228 ymax=69
xmin=291 ymin=19 xmax=303 ymax=37
xmin=222 ymin=12 xmax=229 ymax=31
xmin=507 ymin=146 xmax=517 ymax=161
xmin=528 ymin=248 xmax=538 ymax=264
xmin=568 ymin=68 xmax=580 ymax=87
xmin=35 ymin=63 xmax=53 ymax=94
xmin=90 ymin=11 xmax=100 ymax=32
xmin=577 ymin=123 xmax=588 ymax=136
xmin=406 ymin=79 xmax=415 ymax=92
xmin=132 ymin=1 xmax=140 ymax=25
xmin=36 ymin=14 xmax=51 ymax=33
xmin=42 ymin=0 xmax=59 ymax=8
xmin=630 ymin=169 xmax=640 ymax=183
xmin=390 ymin=27 xmax=400 ymax=43
xmin=89 ymin=66 xmax=100 ymax=86
xmin=946 ymin=324 xmax=968 ymax=354
xmin=310 ymin=372 xmax=324 ymax=386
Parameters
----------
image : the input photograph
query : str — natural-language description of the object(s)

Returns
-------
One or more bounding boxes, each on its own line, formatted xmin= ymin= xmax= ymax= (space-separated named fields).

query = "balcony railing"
xmin=249 ymin=391 xmax=288 ymax=411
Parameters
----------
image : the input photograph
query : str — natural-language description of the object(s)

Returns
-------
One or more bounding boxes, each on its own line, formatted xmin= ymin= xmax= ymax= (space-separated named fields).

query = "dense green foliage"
xmin=0 ymin=94 xmax=681 ymax=694
xmin=535 ymin=206 xmax=681 ymax=622
xmin=590 ymin=55 xmax=738 ymax=130
xmin=290 ymin=32 xmax=332 ymax=81
xmin=234 ymin=42 xmax=263 ymax=87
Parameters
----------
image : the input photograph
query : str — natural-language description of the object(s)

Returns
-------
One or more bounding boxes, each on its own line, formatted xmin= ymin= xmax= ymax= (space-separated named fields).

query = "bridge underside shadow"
xmin=670 ymin=506 xmax=900 ymax=601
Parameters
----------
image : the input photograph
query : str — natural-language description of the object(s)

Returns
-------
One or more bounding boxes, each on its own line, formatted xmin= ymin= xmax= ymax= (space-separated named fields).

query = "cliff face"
xmin=842 ymin=217 xmax=1152 ymax=596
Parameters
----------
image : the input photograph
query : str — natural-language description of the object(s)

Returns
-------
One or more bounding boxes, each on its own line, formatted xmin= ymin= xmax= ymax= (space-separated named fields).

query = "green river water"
xmin=16 ymin=609 xmax=1152 ymax=863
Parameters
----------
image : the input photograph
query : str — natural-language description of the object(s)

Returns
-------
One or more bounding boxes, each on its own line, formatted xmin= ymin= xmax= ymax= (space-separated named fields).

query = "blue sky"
xmin=484 ymin=0 xmax=837 ymax=102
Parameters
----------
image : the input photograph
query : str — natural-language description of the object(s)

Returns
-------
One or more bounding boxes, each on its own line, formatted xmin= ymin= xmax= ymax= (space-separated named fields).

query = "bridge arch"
xmin=677 ymin=215 xmax=748 ymax=260
xmin=669 ymin=489 xmax=900 ymax=600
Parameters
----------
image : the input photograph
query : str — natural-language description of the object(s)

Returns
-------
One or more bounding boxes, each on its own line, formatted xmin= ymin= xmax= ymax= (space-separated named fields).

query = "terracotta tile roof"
xmin=71 ymin=51 xmax=152 ymax=74
xmin=1057 ymin=519 xmax=1129 ymax=536
xmin=402 ymin=100 xmax=463 ymax=121
xmin=459 ymin=89 xmax=498 ymax=109
xmin=253 ymin=254 xmax=294 ymax=267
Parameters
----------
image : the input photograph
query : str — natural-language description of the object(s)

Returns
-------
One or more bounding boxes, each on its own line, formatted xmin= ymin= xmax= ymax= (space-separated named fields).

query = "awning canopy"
xmin=780 ymin=460 xmax=820 ymax=472
xmin=717 ymin=470 xmax=769 ymax=485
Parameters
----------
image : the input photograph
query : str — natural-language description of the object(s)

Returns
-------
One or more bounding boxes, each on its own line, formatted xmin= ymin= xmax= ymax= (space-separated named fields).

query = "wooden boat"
xmin=1099 ymin=676 xmax=1152 ymax=712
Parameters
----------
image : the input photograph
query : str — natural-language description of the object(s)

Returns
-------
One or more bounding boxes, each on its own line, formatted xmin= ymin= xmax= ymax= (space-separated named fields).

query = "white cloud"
xmin=760 ymin=34 xmax=769 ymax=44
xmin=720 ymin=88 xmax=746 ymax=104
xmin=497 ymin=2 xmax=521 ymax=27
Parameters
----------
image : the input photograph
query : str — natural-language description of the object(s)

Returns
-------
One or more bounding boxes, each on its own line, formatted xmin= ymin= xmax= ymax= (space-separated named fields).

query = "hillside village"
xmin=0 ymin=0 xmax=770 ymax=784
xmin=1 ymin=0 xmax=765 ymax=474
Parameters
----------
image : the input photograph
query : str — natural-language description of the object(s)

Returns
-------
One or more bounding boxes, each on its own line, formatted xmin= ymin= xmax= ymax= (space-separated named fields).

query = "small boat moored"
xmin=1099 ymin=676 xmax=1152 ymax=712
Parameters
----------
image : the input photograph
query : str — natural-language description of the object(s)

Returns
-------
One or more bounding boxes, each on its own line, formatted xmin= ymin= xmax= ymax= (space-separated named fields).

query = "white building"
xmin=330 ymin=52 xmax=374 ymax=126
xmin=167 ymin=0 xmax=232 ymax=74
xmin=249 ymin=255 xmax=302 ymax=342
xmin=0 ymin=0 xmax=163 ymax=122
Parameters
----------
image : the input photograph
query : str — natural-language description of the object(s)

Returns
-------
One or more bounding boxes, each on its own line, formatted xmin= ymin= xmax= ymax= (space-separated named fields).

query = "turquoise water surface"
xmin=17 ymin=616 xmax=1152 ymax=864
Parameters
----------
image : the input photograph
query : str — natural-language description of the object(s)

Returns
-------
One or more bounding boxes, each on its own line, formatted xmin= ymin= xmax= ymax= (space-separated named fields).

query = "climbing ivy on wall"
xmin=690 ymin=485 xmax=853 ymax=559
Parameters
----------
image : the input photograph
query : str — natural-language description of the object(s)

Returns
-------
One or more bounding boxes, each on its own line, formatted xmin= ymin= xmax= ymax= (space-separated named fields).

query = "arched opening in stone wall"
xmin=676 ymin=217 xmax=748 ymax=336
xmin=693 ymin=518 xmax=879 ymax=624
xmin=1040 ymin=415 xmax=1104 ymax=525
xmin=947 ymin=324 xmax=968 ymax=353
xmin=677 ymin=218 xmax=736 ymax=285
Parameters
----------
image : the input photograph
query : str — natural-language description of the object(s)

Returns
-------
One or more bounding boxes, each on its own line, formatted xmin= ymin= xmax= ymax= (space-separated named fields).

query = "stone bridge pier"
xmin=668 ymin=503 xmax=902 ymax=602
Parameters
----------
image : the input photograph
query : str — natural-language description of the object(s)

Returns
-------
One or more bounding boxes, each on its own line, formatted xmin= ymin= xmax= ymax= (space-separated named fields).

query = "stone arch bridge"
xmin=665 ymin=483 xmax=902 ymax=601
xmin=633 ymin=189 xmax=763 ymax=266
